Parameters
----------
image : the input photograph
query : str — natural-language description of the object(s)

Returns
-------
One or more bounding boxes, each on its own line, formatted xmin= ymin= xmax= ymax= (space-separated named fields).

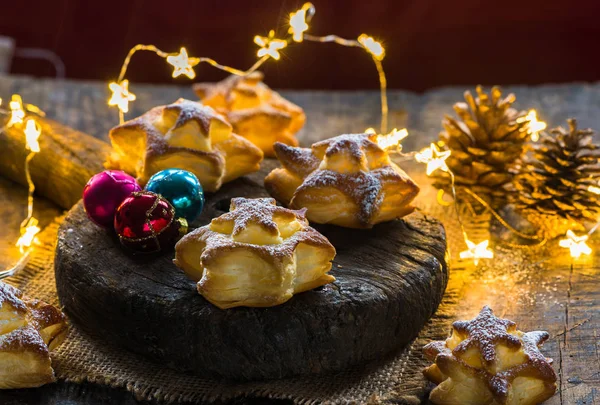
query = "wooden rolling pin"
xmin=0 ymin=117 xmax=111 ymax=210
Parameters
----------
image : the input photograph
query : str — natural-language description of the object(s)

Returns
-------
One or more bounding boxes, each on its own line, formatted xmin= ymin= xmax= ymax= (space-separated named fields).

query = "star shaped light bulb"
xmin=559 ymin=230 xmax=592 ymax=259
xmin=166 ymin=47 xmax=200 ymax=79
xmin=459 ymin=239 xmax=494 ymax=265
xmin=24 ymin=119 xmax=41 ymax=153
xmin=415 ymin=143 xmax=451 ymax=175
xmin=7 ymin=94 xmax=25 ymax=128
xmin=16 ymin=217 xmax=40 ymax=253
xmin=289 ymin=4 xmax=313 ymax=42
xmin=375 ymin=128 xmax=408 ymax=151
xmin=108 ymin=80 xmax=136 ymax=114
xmin=358 ymin=34 xmax=385 ymax=61
xmin=520 ymin=110 xmax=546 ymax=141
xmin=254 ymin=30 xmax=287 ymax=60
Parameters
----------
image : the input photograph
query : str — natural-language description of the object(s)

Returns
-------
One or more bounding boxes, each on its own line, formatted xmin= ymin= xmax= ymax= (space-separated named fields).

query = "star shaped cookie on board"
xmin=265 ymin=133 xmax=419 ymax=228
xmin=423 ymin=306 xmax=557 ymax=405
xmin=108 ymin=98 xmax=263 ymax=192
xmin=174 ymin=198 xmax=336 ymax=309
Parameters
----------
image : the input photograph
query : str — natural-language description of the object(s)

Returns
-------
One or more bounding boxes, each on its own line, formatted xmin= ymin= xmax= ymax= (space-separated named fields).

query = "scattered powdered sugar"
xmin=167 ymin=99 xmax=221 ymax=134
xmin=299 ymin=168 xmax=395 ymax=224
xmin=314 ymin=133 xmax=376 ymax=162
xmin=273 ymin=144 xmax=319 ymax=177
xmin=0 ymin=282 xmax=27 ymax=312
xmin=215 ymin=197 xmax=306 ymax=236
xmin=452 ymin=306 xmax=521 ymax=363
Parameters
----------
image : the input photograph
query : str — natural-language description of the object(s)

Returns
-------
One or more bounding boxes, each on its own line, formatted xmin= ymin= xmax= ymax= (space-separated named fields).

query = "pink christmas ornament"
xmin=83 ymin=170 xmax=141 ymax=228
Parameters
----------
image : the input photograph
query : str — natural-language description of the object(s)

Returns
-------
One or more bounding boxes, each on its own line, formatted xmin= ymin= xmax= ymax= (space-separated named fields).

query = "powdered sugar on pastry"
xmin=423 ymin=306 xmax=557 ymax=405
xmin=108 ymin=98 xmax=263 ymax=192
xmin=174 ymin=198 xmax=336 ymax=309
xmin=193 ymin=72 xmax=306 ymax=157
xmin=265 ymin=133 xmax=419 ymax=228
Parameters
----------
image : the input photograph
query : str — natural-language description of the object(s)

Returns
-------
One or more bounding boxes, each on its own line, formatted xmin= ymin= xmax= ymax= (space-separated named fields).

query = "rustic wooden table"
xmin=0 ymin=75 xmax=599 ymax=404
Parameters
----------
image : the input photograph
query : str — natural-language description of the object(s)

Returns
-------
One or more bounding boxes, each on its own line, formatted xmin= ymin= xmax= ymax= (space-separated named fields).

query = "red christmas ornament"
xmin=114 ymin=191 xmax=184 ymax=253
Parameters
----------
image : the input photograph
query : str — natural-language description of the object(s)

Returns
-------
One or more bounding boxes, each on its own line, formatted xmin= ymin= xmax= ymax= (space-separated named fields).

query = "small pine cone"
xmin=512 ymin=119 xmax=600 ymax=238
xmin=433 ymin=86 xmax=531 ymax=211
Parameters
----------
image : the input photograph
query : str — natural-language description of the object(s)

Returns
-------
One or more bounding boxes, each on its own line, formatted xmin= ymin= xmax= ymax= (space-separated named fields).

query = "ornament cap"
xmin=177 ymin=218 xmax=189 ymax=236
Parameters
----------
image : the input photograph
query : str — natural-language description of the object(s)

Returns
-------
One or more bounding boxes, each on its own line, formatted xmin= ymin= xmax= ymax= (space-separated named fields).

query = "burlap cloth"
xmin=6 ymin=185 xmax=490 ymax=405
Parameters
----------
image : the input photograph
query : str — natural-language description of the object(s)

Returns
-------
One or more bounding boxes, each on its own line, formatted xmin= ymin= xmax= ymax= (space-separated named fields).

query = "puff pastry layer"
xmin=194 ymin=72 xmax=305 ymax=156
xmin=108 ymin=98 xmax=263 ymax=192
xmin=265 ymin=133 xmax=420 ymax=228
xmin=0 ymin=281 xmax=67 ymax=389
xmin=174 ymin=197 xmax=336 ymax=309
xmin=423 ymin=306 xmax=557 ymax=405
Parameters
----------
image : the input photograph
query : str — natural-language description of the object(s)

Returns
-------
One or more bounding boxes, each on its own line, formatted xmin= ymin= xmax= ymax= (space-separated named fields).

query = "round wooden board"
xmin=54 ymin=160 xmax=448 ymax=381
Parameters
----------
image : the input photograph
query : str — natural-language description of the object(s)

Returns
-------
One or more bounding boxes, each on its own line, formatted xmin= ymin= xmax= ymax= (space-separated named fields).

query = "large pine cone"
xmin=434 ymin=86 xmax=530 ymax=210
xmin=512 ymin=119 xmax=600 ymax=239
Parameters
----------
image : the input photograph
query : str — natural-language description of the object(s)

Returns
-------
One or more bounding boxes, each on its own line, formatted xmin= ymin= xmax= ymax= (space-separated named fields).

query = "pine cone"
xmin=512 ymin=119 xmax=600 ymax=239
xmin=434 ymin=86 xmax=530 ymax=210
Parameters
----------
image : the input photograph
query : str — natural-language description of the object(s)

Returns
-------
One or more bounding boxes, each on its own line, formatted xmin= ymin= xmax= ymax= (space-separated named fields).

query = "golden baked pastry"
xmin=423 ymin=306 xmax=557 ymax=405
xmin=193 ymin=72 xmax=305 ymax=156
xmin=264 ymin=133 xmax=420 ymax=228
xmin=108 ymin=98 xmax=263 ymax=192
xmin=0 ymin=281 xmax=67 ymax=389
xmin=174 ymin=197 xmax=336 ymax=309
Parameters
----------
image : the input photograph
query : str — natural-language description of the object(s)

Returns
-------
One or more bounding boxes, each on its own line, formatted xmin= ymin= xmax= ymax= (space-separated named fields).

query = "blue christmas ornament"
xmin=145 ymin=169 xmax=205 ymax=222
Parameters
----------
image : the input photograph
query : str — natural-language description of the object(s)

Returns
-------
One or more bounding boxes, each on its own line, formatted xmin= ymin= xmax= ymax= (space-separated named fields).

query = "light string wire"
xmin=103 ymin=2 xmax=598 ymax=264
xmin=0 ymin=96 xmax=44 ymax=279
xmin=0 ymin=5 xmax=593 ymax=283
xmin=109 ymin=2 xmax=388 ymax=132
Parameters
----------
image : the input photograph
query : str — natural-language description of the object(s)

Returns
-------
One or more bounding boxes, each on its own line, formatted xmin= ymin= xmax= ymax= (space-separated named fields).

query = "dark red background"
xmin=3 ymin=0 xmax=600 ymax=91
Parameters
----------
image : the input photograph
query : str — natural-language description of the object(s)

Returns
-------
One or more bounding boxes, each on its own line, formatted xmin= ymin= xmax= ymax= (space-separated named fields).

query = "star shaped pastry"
xmin=265 ymin=133 xmax=419 ymax=228
xmin=174 ymin=198 xmax=336 ymax=309
xmin=423 ymin=306 xmax=557 ymax=405
xmin=0 ymin=282 xmax=67 ymax=389
xmin=193 ymin=72 xmax=305 ymax=156
xmin=108 ymin=98 xmax=263 ymax=192
xmin=166 ymin=47 xmax=200 ymax=79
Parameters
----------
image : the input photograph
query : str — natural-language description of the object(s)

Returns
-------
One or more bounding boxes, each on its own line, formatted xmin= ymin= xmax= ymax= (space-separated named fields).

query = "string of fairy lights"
xmin=1 ymin=2 xmax=598 ymax=281
xmin=0 ymin=95 xmax=44 ymax=279
xmin=107 ymin=3 xmax=389 ymax=132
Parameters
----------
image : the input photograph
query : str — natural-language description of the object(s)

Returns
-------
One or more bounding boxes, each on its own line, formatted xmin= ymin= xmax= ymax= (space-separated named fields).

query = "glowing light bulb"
xmin=518 ymin=109 xmax=546 ymax=141
xmin=415 ymin=143 xmax=451 ymax=175
xmin=166 ymin=47 xmax=200 ymax=79
xmin=108 ymin=80 xmax=136 ymax=114
xmin=7 ymin=94 xmax=25 ymax=127
xmin=358 ymin=34 xmax=385 ymax=61
xmin=16 ymin=217 xmax=40 ymax=253
xmin=376 ymin=128 xmax=408 ymax=150
xmin=24 ymin=119 xmax=41 ymax=153
xmin=254 ymin=30 xmax=288 ymax=60
xmin=559 ymin=230 xmax=592 ymax=259
xmin=289 ymin=3 xmax=313 ymax=42
xmin=459 ymin=239 xmax=493 ymax=265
